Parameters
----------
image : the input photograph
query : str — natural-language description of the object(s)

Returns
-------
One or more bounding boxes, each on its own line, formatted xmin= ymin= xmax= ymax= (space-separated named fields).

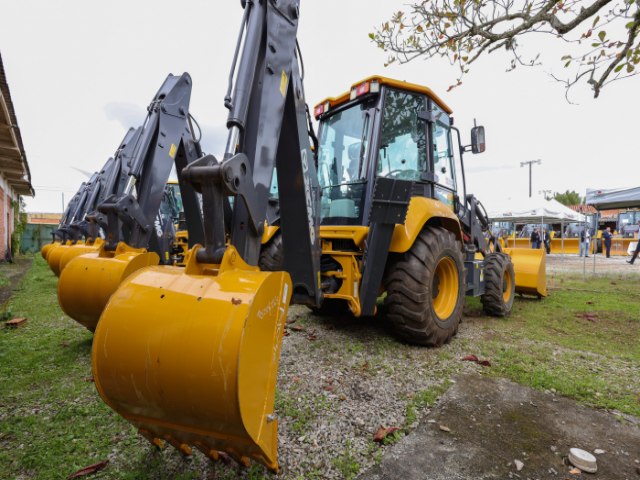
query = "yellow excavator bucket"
xmin=57 ymin=242 xmax=159 ymax=331
xmin=58 ymin=238 xmax=104 ymax=274
xmin=41 ymin=241 xmax=61 ymax=261
xmin=47 ymin=240 xmax=81 ymax=277
xmin=503 ymin=247 xmax=547 ymax=298
xmin=92 ymin=245 xmax=291 ymax=472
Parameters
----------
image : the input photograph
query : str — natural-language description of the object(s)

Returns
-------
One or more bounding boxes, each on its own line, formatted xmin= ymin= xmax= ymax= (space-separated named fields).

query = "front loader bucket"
xmin=41 ymin=241 xmax=60 ymax=261
xmin=503 ymin=248 xmax=547 ymax=298
xmin=57 ymin=242 xmax=159 ymax=331
xmin=92 ymin=246 xmax=291 ymax=472
xmin=58 ymin=238 xmax=104 ymax=273
xmin=47 ymin=241 xmax=81 ymax=277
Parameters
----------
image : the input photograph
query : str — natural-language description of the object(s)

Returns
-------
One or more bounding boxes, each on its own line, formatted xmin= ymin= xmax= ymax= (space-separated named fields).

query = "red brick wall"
xmin=0 ymin=186 xmax=5 ymax=258
xmin=6 ymin=192 xmax=11 ymax=255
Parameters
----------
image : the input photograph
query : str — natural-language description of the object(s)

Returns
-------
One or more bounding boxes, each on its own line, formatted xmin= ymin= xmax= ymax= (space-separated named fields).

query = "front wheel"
xmin=383 ymin=226 xmax=465 ymax=346
xmin=480 ymin=252 xmax=515 ymax=316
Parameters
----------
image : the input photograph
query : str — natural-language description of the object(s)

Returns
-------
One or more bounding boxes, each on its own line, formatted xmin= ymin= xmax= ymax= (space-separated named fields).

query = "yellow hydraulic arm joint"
xmin=93 ymin=245 xmax=291 ymax=471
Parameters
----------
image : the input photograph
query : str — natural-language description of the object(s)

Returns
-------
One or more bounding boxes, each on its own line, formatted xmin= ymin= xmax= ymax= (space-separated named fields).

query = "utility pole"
xmin=539 ymin=189 xmax=552 ymax=200
xmin=520 ymin=159 xmax=541 ymax=197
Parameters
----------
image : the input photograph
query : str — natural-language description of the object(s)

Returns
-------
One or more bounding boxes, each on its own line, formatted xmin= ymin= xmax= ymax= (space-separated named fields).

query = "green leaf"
xmin=592 ymin=15 xmax=600 ymax=28
xmin=368 ymin=33 xmax=375 ymax=40
xmin=627 ymin=63 xmax=635 ymax=73
xmin=614 ymin=64 xmax=624 ymax=73
xmin=564 ymin=61 xmax=571 ymax=68
xmin=598 ymin=30 xmax=606 ymax=41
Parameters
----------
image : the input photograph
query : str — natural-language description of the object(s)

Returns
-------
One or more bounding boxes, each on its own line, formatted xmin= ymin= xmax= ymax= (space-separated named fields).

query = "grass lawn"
xmin=465 ymin=272 xmax=640 ymax=416
xmin=0 ymin=256 xmax=638 ymax=479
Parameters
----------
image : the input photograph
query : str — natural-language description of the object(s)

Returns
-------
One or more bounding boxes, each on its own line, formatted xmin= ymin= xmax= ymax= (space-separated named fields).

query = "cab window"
xmin=432 ymin=105 xmax=455 ymax=190
xmin=377 ymin=89 xmax=427 ymax=181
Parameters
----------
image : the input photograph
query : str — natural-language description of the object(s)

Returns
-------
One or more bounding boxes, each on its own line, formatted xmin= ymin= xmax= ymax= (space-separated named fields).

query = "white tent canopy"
xmin=487 ymin=196 xmax=586 ymax=223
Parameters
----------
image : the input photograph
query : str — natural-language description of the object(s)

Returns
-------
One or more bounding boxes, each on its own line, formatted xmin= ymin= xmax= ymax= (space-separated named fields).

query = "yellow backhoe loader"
xmin=43 ymin=173 xmax=102 ymax=277
xmin=73 ymin=0 xmax=545 ymax=473
xmin=43 ymin=127 xmax=142 ymax=276
xmin=55 ymin=74 xmax=205 ymax=332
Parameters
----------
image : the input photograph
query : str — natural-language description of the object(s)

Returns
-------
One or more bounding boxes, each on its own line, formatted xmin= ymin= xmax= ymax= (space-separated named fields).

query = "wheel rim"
xmin=432 ymin=256 xmax=459 ymax=320
xmin=502 ymin=267 xmax=513 ymax=303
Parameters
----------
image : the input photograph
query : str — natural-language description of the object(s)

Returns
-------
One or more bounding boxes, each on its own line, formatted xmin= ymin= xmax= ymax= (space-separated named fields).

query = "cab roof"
xmin=314 ymin=75 xmax=453 ymax=115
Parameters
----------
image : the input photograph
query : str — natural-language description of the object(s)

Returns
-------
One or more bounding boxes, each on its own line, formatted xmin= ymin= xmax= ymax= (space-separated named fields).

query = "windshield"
xmin=318 ymin=104 xmax=370 ymax=189
xmin=619 ymin=212 xmax=638 ymax=225
xmin=377 ymin=88 xmax=427 ymax=181
xmin=161 ymin=183 xmax=183 ymax=219
xmin=317 ymin=102 xmax=371 ymax=224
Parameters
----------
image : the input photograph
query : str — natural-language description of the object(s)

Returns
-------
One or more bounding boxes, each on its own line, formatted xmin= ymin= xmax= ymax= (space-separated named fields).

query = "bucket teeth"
xmin=139 ymin=429 xmax=165 ymax=450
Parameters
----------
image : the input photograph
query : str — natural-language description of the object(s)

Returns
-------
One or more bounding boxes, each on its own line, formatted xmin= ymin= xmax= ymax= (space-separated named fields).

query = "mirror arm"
xmin=450 ymin=125 xmax=467 ymax=214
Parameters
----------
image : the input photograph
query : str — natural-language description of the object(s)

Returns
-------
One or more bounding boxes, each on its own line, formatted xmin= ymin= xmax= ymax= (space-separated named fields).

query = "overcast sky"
xmin=1 ymin=0 xmax=638 ymax=214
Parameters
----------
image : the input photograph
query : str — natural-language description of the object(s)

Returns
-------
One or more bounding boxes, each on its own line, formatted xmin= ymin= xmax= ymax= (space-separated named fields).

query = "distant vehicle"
xmin=519 ymin=223 xmax=554 ymax=238
xmin=564 ymin=222 xmax=599 ymax=239
xmin=491 ymin=221 xmax=514 ymax=238
xmin=617 ymin=210 xmax=640 ymax=237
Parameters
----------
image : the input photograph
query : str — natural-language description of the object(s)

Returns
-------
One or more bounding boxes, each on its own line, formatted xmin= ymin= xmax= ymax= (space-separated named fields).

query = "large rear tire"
xmin=480 ymin=252 xmax=515 ymax=316
xmin=383 ymin=226 xmax=465 ymax=346
xmin=258 ymin=233 xmax=284 ymax=271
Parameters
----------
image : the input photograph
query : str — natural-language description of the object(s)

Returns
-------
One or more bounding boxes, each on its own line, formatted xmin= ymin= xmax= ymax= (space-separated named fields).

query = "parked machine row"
xmin=44 ymin=0 xmax=547 ymax=472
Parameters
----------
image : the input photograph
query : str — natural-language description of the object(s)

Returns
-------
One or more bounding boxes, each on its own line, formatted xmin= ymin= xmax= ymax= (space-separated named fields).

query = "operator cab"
xmin=314 ymin=76 xmax=463 ymax=226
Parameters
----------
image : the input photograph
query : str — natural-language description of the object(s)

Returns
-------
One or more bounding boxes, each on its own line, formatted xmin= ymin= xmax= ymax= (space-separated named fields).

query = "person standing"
xmin=530 ymin=228 xmax=541 ymax=249
xmin=603 ymin=226 xmax=613 ymax=258
xmin=627 ymin=221 xmax=640 ymax=264
xmin=584 ymin=228 xmax=591 ymax=257
xmin=543 ymin=228 xmax=551 ymax=254
xmin=579 ymin=228 xmax=586 ymax=257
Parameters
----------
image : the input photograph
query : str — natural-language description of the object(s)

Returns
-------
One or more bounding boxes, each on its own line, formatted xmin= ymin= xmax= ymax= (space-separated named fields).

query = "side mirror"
xmin=471 ymin=126 xmax=486 ymax=154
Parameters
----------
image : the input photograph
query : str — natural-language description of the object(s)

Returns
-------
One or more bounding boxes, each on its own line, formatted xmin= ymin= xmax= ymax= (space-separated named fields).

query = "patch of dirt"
xmin=546 ymin=253 xmax=640 ymax=276
xmin=0 ymin=257 xmax=33 ymax=307
xmin=360 ymin=374 xmax=640 ymax=480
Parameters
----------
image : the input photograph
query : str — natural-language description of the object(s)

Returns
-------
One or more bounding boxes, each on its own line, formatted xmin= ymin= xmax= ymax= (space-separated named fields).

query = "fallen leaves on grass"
xmin=66 ymin=460 xmax=108 ymax=479
xmin=462 ymin=355 xmax=491 ymax=367
xmin=576 ymin=312 xmax=599 ymax=322
xmin=5 ymin=317 xmax=27 ymax=328
xmin=373 ymin=426 xmax=400 ymax=443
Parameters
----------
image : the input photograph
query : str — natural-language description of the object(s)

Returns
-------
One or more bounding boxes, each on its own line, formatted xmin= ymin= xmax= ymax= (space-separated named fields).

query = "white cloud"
xmin=103 ymin=102 xmax=146 ymax=130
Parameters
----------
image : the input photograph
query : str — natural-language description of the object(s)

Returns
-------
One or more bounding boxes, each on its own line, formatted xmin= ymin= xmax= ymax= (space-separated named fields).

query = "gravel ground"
xmin=545 ymin=252 xmax=640 ymax=275
xmin=207 ymin=254 xmax=639 ymax=479
xmin=272 ymin=306 xmax=474 ymax=479
xmin=143 ymin=254 xmax=640 ymax=479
